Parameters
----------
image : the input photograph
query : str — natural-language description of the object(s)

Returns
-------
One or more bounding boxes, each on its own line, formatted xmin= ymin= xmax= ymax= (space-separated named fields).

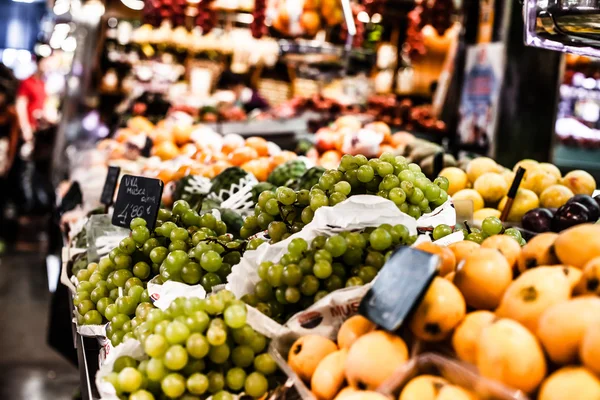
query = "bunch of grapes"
xmin=103 ymin=292 xmax=282 ymax=400
xmin=151 ymin=200 xmax=244 ymax=291
xmin=242 ymin=224 xmax=415 ymax=323
xmin=432 ymin=216 xmax=527 ymax=246
xmin=75 ymin=200 xmax=242 ymax=346
xmin=240 ymin=153 xmax=449 ymax=244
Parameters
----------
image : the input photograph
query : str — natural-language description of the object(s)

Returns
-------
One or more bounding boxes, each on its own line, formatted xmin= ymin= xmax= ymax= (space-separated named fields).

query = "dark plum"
xmin=522 ymin=208 xmax=553 ymax=233
xmin=567 ymin=194 xmax=600 ymax=222
xmin=552 ymin=202 xmax=590 ymax=232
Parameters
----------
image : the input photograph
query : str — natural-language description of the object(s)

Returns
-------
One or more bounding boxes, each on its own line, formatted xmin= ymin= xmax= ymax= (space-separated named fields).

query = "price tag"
xmin=100 ymin=166 xmax=121 ymax=206
xmin=112 ymin=175 xmax=164 ymax=230
xmin=359 ymin=247 xmax=439 ymax=332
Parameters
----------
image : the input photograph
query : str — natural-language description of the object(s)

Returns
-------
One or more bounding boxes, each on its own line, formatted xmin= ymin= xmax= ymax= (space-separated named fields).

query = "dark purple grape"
xmin=522 ymin=208 xmax=553 ymax=233
xmin=567 ymin=194 xmax=600 ymax=222
xmin=552 ymin=202 xmax=590 ymax=232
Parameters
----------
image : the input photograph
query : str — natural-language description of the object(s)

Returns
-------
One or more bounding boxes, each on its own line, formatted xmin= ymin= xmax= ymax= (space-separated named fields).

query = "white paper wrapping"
xmin=227 ymin=195 xmax=419 ymax=298
xmin=416 ymin=198 xmax=456 ymax=230
xmin=147 ymin=278 xmax=207 ymax=310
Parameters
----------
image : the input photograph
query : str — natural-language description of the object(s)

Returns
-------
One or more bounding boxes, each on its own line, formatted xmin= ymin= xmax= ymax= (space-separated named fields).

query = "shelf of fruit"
xmin=64 ymin=110 xmax=600 ymax=400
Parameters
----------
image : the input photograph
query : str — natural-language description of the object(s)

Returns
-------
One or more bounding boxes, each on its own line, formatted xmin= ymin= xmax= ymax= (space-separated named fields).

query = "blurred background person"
xmin=0 ymin=82 xmax=19 ymax=247
xmin=16 ymin=55 xmax=48 ymax=146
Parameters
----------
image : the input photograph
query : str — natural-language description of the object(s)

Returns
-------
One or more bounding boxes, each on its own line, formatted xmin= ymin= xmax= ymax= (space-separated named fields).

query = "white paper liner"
xmin=227 ymin=195 xmax=421 ymax=298
xmin=147 ymin=278 xmax=207 ymax=310
xmin=416 ymin=198 xmax=456 ymax=230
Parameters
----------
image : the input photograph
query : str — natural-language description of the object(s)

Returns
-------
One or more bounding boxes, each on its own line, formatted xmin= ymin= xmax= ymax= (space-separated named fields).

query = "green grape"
xmin=116 ymin=296 xmax=137 ymax=316
xmin=264 ymin=198 xmax=280 ymax=216
xmin=118 ymin=367 xmax=143 ymax=393
xmin=146 ymin=357 xmax=167 ymax=381
xmin=181 ymin=209 xmax=201 ymax=227
xmin=434 ymin=176 xmax=450 ymax=191
xmin=376 ymin=161 xmax=394 ymax=176
xmin=325 ymin=235 xmax=347 ymax=257
xmin=111 ymin=314 xmax=130 ymax=330
xmin=340 ymin=154 xmax=357 ymax=171
xmin=125 ymin=277 xmax=143 ymax=292
xmin=343 ymin=247 xmax=363 ymax=266
xmin=209 ymin=343 xmax=231 ymax=364
xmin=187 ymin=373 xmax=209 ymax=395
xmin=142 ymin=239 xmax=160 ymax=257
xmin=130 ymin=217 xmax=147 ymax=229
xmin=231 ymin=345 xmax=255 ymax=368
xmin=313 ymin=260 xmax=332 ymax=279
xmin=282 ymin=265 xmax=303 ymax=286
xmin=90 ymin=286 xmax=109 ymax=303
xmin=358 ymin=266 xmax=378 ymax=283
xmin=145 ymin=334 xmax=168 ymax=358
xmin=274 ymin=287 xmax=288 ymax=305
xmin=254 ymin=281 xmax=274 ymax=302
xmin=333 ymin=181 xmax=351 ymax=195
xmin=389 ymin=187 xmax=407 ymax=206
xmin=409 ymin=188 xmax=425 ymax=204
xmin=96 ymin=298 xmax=113 ymax=317
xmin=258 ymin=191 xmax=275 ymax=208
xmin=208 ymin=371 xmax=225 ymax=394
xmin=132 ymin=261 xmax=151 ymax=280
xmin=84 ymin=310 xmax=103 ymax=325
xmin=356 ymin=165 xmax=375 ymax=183
xmin=129 ymin=390 xmax=155 ymax=400
xmin=76 ymin=269 xmax=91 ymax=282
xmin=482 ymin=217 xmax=504 ymax=235
xmin=407 ymin=205 xmax=422 ymax=219
xmin=200 ymin=250 xmax=222 ymax=272
xmin=300 ymin=275 xmax=320 ymax=296
xmin=504 ymin=228 xmax=522 ymax=241
xmin=408 ymin=163 xmax=421 ymax=173
xmin=346 ymin=277 xmax=364 ymax=287
xmin=165 ymin=321 xmax=190 ymax=345
xmin=207 ymin=321 xmax=227 ymax=346
xmin=161 ymin=373 xmax=186 ymax=398
xmin=113 ymin=355 xmax=137 ymax=373
xmin=432 ymin=224 xmax=453 ymax=240
xmin=244 ymin=372 xmax=268 ymax=398
xmin=398 ymin=170 xmax=415 ymax=183
xmin=249 ymin=333 xmax=267 ymax=353
xmin=150 ymin=247 xmax=169 ymax=264
xmin=185 ymin=332 xmax=209 ymax=358
xmin=369 ymin=228 xmax=392 ymax=251
xmin=466 ymin=232 xmax=485 ymax=244
xmin=226 ymin=367 xmax=247 ymax=391
xmin=254 ymin=353 xmax=277 ymax=375
xmin=329 ymin=192 xmax=347 ymax=206
xmin=164 ymin=344 xmax=188 ymax=370
xmin=267 ymin=264 xmax=284 ymax=287
xmin=277 ymin=187 xmax=297 ymax=206
xmin=224 ymin=304 xmax=247 ymax=329
xmin=310 ymin=193 xmax=329 ymax=211
xmin=288 ymin=238 xmax=308 ymax=256
xmin=182 ymin=262 xmax=203 ymax=284
xmin=390 ymin=224 xmax=409 ymax=245
xmin=424 ymin=184 xmax=441 ymax=202
xmin=380 ymin=175 xmax=400 ymax=191
xmin=314 ymin=248 xmax=332 ymax=262
xmin=77 ymin=300 xmax=95 ymax=316
xmin=200 ymin=213 xmax=217 ymax=230
xmin=324 ymin=275 xmax=343 ymax=292
xmin=268 ymin=222 xmax=287 ymax=242
xmin=285 ymin=287 xmax=301 ymax=303
xmin=105 ymin=303 xmax=119 ymax=321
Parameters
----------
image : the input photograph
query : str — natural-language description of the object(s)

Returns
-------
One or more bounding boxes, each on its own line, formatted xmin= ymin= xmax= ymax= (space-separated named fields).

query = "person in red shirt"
xmin=16 ymin=56 xmax=48 ymax=143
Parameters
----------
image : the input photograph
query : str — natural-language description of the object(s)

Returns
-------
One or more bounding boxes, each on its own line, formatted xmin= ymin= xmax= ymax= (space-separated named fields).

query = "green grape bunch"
xmin=103 ymin=291 xmax=283 ymax=400
xmin=241 ymin=223 xmax=416 ymax=323
xmin=432 ymin=216 xmax=527 ymax=246
xmin=74 ymin=200 xmax=245 ymax=348
xmin=240 ymin=152 xmax=450 ymax=244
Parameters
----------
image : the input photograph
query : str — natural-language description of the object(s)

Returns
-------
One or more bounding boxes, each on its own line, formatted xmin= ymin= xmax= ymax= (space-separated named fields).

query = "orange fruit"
xmin=179 ymin=143 xmax=198 ymax=157
xmin=319 ymin=150 xmax=342 ymax=170
xmin=269 ymin=150 xmax=297 ymax=170
xmin=480 ymin=235 xmax=521 ymax=271
xmin=452 ymin=310 xmax=495 ymax=364
xmin=245 ymin=136 xmax=269 ymax=157
xmin=222 ymin=133 xmax=245 ymax=154
xmin=447 ymin=241 xmax=480 ymax=264
xmin=152 ymin=141 xmax=180 ymax=160
xmin=415 ymin=242 xmax=457 ymax=276
xmin=172 ymin=124 xmax=193 ymax=146
xmin=228 ymin=147 xmax=259 ymax=166
xmin=242 ymin=158 xmax=270 ymax=181
xmin=539 ymin=367 xmax=600 ymax=400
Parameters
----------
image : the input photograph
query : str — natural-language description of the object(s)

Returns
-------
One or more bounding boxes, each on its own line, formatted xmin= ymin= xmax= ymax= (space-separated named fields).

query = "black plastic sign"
xmin=112 ymin=175 xmax=163 ymax=230
xmin=100 ymin=166 xmax=121 ymax=206
xmin=359 ymin=247 xmax=439 ymax=332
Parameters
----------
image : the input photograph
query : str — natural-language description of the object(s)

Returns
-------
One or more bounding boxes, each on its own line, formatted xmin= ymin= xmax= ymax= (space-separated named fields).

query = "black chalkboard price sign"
xmin=100 ymin=166 xmax=121 ymax=206
xmin=359 ymin=247 xmax=439 ymax=332
xmin=112 ymin=175 xmax=164 ymax=230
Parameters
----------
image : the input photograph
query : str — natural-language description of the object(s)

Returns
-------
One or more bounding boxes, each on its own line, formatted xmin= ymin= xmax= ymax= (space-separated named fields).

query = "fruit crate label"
xmin=359 ymin=247 xmax=439 ymax=332
xmin=100 ymin=166 xmax=121 ymax=206
xmin=112 ymin=175 xmax=163 ymax=230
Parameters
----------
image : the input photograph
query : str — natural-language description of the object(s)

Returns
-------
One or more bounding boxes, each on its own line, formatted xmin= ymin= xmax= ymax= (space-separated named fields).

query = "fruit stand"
xmin=59 ymin=108 xmax=600 ymax=399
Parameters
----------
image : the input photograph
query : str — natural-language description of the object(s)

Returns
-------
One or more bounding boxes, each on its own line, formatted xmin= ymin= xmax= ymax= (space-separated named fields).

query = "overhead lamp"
xmin=121 ymin=0 xmax=144 ymax=10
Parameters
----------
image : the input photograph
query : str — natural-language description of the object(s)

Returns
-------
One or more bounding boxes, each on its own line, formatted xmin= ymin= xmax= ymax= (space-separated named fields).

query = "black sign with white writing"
xmin=359 ymin=247 xmax=439 ymax=332
xmin=112 ymin=175 xmax=163 ymax=230
xmin=100 ymin=166 xmax=121 ymax=206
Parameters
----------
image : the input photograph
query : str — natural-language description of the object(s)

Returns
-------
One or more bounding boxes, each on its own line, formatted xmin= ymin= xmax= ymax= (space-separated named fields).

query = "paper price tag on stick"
xmin=359 ymin=247 xmax=439 ymax=332
xmin=112 ymin=175 xmax=164 ymax=230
